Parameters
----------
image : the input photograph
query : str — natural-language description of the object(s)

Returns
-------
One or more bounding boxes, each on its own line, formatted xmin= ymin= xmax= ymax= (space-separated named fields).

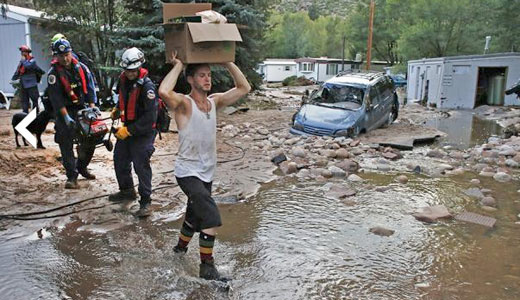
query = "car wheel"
xmin=384 ymin=104 xmax=398 ymax=127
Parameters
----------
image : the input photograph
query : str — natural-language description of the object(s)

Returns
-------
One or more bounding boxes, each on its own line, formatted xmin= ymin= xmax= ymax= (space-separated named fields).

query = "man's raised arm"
xmin=158 ymin=53 xmax=186 ymax=111
xmin=213 ymin=62 xmax=251 ymax=109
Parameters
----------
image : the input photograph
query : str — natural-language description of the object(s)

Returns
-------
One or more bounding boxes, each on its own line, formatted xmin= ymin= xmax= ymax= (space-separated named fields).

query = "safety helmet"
xmin=19 ymin=45 xmax=32 ymax=53
xmin=120 ymin=47 xmax=145 ymax=70
xmin=52 ymin=38 xmax=72 ymax=55
xmin=51 ymin=33 xmax=66 ymax=45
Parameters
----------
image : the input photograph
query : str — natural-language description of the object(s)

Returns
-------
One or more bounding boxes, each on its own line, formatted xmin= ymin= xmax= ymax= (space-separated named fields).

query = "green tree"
xmin=33 ymin=0 xmax=127 ymax=100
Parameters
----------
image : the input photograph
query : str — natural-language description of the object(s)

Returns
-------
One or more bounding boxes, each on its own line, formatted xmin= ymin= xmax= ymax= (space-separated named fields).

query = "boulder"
xmin=412 ymin=205 xmax=452 ymax=223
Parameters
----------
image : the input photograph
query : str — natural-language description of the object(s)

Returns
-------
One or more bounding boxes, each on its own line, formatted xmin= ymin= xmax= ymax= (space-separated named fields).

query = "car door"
xmin=366 ymin=80 xmax=386 ymax=130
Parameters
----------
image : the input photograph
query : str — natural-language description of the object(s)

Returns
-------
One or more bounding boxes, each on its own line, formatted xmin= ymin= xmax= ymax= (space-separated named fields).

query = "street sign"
xmin=15 ymin=108 xmax=37 ymax=148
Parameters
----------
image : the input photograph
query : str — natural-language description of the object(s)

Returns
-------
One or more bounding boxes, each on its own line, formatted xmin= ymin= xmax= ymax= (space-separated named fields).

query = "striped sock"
xmin=176 ymin=222 xmax=194 ymax=250
xmin=199 ymin=232 xmax=215 ymax=263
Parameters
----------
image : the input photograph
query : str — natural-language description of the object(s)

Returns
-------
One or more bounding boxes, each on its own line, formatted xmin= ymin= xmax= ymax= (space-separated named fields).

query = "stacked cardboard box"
xmin=162 ymin=3 xmax=242 ymax=63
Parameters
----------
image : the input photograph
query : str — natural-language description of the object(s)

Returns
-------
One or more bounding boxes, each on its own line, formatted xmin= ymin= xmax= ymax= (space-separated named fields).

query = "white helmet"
xmin=120 ymin=47 xmax=145 ymax=70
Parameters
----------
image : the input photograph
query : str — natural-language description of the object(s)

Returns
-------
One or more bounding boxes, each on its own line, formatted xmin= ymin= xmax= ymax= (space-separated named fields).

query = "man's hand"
xmin=92 ymin=107 xmax=101 ymax=116
xmin=110 ymin=108 xmax=120 ymax=120
xmin=169 ymin=50 xmax=181 ymax=65
xmin=115 ymin=126 xmax=131 ymax=140
xmin=63 ymin=114 xmax=76 ymax=130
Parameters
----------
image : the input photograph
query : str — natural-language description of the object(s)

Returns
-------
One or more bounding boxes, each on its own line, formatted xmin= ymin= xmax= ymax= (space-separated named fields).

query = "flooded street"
xmin=1 ymin=89 xmax=520 ymax=299
xmin=1 ymin=170 xmax=519 ymax=299
xmin=425 ymin=110 xmax=503 ymax=149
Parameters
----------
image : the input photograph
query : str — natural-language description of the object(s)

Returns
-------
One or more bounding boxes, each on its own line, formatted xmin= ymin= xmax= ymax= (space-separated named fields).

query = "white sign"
xmin=15 ymin=108 xmax=37 ymax=148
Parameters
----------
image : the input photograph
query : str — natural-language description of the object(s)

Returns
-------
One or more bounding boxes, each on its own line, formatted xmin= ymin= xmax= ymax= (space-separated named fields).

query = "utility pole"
xmin=341 ymin=35 xmax=346 ymax=72
xmin=366 ymin=0 xmax=375 ymax=71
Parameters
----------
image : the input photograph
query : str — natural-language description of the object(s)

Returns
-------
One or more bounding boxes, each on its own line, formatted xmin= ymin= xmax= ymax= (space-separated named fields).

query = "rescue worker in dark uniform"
xmin=11 ymin=45 xmax=45 ymax=113
xmin=47 ymin=39 xmax=99 ymax=189
xmin=108 ymin=47 xmax=158 ymax=218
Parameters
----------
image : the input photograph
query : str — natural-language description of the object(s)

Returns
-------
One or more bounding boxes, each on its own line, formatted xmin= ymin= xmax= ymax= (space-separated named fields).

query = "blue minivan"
xmin=290 ymin=72 xmax=399 ymax=137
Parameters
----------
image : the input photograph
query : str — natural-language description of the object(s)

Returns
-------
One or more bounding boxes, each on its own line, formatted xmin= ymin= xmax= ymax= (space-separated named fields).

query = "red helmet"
xmin=19 ymin=45 xmax=32 ymax=53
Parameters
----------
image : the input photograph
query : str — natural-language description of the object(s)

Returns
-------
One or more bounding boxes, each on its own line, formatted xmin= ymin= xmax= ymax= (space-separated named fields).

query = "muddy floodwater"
xmin=1 ymin=170 xmax=519 ymax=300
xmin=425 ymin=110 xmax=503 ymax=149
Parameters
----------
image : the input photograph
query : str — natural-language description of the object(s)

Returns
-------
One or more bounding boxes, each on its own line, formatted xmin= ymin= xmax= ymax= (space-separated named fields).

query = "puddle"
xmin=425 ymin=110 xmax=503 ymax=149
xmin=1 ymin=172 xmax=519 ymax=299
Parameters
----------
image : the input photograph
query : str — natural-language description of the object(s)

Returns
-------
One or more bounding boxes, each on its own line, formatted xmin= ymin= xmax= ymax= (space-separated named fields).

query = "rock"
xmin=297 ymin=169 xmax=310 ymax=178
xmin=284 ymin=137 xmax=300 ymax=146
xmin=480 ymin=196 xmax=496 ymax=207
xmin=498 ymin=145 xmax=516 ymax=156
xmin=319 ymin=149 xmax=337 ymax=158
xmin=513 ymin=154 xmax=520 ymax=163
xmin=335 ymin=148 xmax=350 ymax=159
xmin=347 ymin=174 xmax=364 ymax=182
xmin=369 ymin=226 xmax=395 ymax=237
xmin=279 ymin=161 xmax=298 ymax=175
xmin=396 ymin=175 xmax=408 ymax=184
xmin=271 ymin=153 xmax=287 ymax=165
xmin=377 ymin=164 xmax=391 ymax=171
xmin=328 ymin=166 xmax=347 ymax=177
xmin=314 ymin=159 xmax=328 ymax=167
xmin=482 ymin=150 xmax=499 ymax=158
xmin=292 ymin=147 xmax=306 ymax=158
xmin=494 ymin=172 xmax=512 ymax=182
xmin=326 ymin=184 xmax=357 ymax=199
xmin=465 ymin=188 xmax=484 ymax=199
xmin=330 ymin=143 xmax=341 ymax=150
xmin=449 ymin=151 xmax=465 ymax=160
xmin=481 ymin=206 xmax=498 ymax=212
xmin=438 ymin=164 xmax=454 ymax=171
xmin=382 ymin=151 xmax=400 ymax=160
xmin=375 ymin=186 xmax=390 ymax=192
xmin=335 ymin=160 xmax=359 ymax=173
xmin=350 ymin=140 xmax=361 ymax=147
xmin=470 ymin=179 xmax=481 ymax=186
xmin=412 ymin=205 xmax=452 ymax=223
xmin=505 ymin=159 xmax=519 ymax=168
xmin=481 ymin=189 xmax=493 ymax=195
xmin=351 ymin=148 xmax=365 ymax=156
xmin=426 ymin=150 xmax=446 ymax=158
xmin=257 ymin=128 xmax=269 ymax=135
xmin=321 ymin=169 xmax=333 ymax=178
xmin=479 ymin=171 xmax=495 ymax=177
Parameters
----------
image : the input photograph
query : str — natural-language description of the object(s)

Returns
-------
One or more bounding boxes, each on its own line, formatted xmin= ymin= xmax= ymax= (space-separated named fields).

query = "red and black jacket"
xmin=117 ymin=68 xmax=158 ymax=137
xmin=47 ymin=58 xmax=96 ymax=116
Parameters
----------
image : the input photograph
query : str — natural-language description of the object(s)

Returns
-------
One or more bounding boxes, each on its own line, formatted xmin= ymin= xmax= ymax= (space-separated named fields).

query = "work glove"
xmin=115 ymin=126 xmax=131 ymax=140
xmin=92 ymin=107 xmax=101 ymax=116
xmin=63 ymin=114 xmax=76 ymax=130
xmin=110 ymin=108 xmax=120 ymax=120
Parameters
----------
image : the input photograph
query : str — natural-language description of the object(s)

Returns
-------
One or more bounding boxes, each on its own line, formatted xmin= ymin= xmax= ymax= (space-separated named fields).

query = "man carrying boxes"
xmin=159 ymin=3 xmax=250 ymax=281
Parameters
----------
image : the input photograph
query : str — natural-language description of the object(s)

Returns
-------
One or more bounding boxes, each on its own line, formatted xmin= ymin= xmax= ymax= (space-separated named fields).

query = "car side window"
xmin=375 ymin=79 xmax=391 ymax=101
xmin=369 ymin=85 xmax=379 ymax=106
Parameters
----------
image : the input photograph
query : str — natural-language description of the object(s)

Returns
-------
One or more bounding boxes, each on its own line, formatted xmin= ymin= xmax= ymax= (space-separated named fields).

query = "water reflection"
xmin=0 ymin=173 xmax=519 ymax=299
xmin=425 ymin=110 xmax=502 ymax=149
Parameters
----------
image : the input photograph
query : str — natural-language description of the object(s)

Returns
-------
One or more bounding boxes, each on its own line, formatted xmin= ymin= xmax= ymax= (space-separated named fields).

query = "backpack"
xmin=156 ymin=98 xmax=171 ymax=139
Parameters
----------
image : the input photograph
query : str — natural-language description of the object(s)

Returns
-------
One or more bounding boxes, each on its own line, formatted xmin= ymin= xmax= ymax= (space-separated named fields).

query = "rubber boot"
xmin=199 ymin=260 xmax=229 ymax=282
xmin=78 ymin=169 xmax=96 ymax=180
xmin=108 ymin=188 xmax=137 ymax=202
xmin=65 ymin=178 xmax=79 ymax=189
xmin=135 ymin=198 xmax=152 ymax=218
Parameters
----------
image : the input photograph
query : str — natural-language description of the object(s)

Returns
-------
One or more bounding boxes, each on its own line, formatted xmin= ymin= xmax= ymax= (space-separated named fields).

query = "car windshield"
xmin=310 ymin=83 xmax=365 ymax=109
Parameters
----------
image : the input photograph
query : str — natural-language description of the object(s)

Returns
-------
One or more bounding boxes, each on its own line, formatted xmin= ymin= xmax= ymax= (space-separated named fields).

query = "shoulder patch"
xmin=147 ymin=90 xmax=156 ymax=100
xmin=48 ymin=74 xmax=56 ymax=85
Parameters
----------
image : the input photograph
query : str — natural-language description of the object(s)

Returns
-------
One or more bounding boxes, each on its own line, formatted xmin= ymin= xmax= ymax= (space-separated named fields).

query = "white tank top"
xmin=174 ymin=95 xmax=217 ymax=182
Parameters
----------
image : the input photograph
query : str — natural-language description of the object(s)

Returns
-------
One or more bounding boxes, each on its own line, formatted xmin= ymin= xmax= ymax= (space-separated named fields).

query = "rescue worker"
xmin=108 ymin=48 xmax=158 ymax=218
xmin=158 ymin=52 xmax=251 ymax=281
xmin=11 ymin=45 xmax=45 ymax=113
xmin=47 ymin=39 xmax=99 ymax=189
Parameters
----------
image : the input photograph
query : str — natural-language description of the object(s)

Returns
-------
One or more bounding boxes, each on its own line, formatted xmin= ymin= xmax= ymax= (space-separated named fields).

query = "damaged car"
xmin=290 ymin=72 xmax=399 ymax=137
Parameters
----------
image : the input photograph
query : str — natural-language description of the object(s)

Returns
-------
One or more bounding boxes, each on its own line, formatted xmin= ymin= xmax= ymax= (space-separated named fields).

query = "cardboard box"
xmin=162 ymin=3 xmax=242 ymax=64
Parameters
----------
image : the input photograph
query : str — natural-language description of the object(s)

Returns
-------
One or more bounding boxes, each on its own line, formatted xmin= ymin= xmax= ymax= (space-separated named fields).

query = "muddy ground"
xmin=0 ymin=85 xmax=518 ymax=230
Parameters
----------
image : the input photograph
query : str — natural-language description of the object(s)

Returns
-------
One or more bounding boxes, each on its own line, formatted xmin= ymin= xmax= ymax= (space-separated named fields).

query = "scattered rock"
xmin=426 ymin=150 xmax=445 ymax=158
xmin=350 ymin=140 xmax=361 ymax=147
xmin=328 ymin=166 xmax=346 ymax=177
xmin=382 ymin=151 xmax=400 ymax=160
xmin=292 ymin=147 xmax=306 ymax=158
xmin=335 ymin=160 xmax=359 ymax=173
xmin=480 ymin=196 xmax=496 ymax=207
xmin=326 ymin=184 xmax=357 ymax=199
xmin=481 ymin=206 xmax=498 ymax=212
xmin=321 ymin=169 xmax=333 ymax=178
xmin=396 ymin=175 xmax=408 ymax=184
xmin=465 ymin=188 xmax=485 ymax=199
xmin=347 ymin=174 xmax=364 ymax=182
xmin=369 ymin=226 xmax=395 ymax=237
xmin=257 ymin=128 xmax=269 ymax=135
xmin=493 ymin=172 xmax=512 ymax=182
xmin=335 ymin=148 xmax=350 ymax=159
xmin=470 ymin=179 xmax=481 ymax=186
xmin=279 ymin=161 xmax=298 ymax=175
xmin=375 ymin=186 xmax=390 ymax=192
xmin=412 ymin=205 xmax=452 ymax=223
